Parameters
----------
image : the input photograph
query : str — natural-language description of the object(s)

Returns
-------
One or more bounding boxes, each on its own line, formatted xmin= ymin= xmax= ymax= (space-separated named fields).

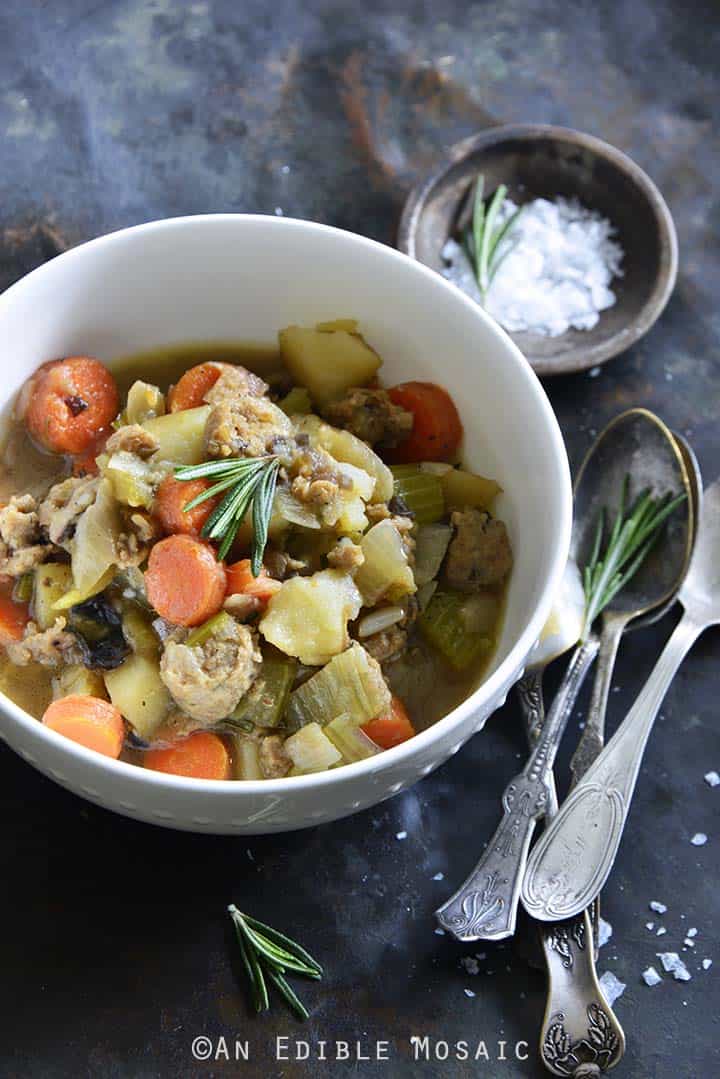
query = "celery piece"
xmin=185 ymin=611 xmax=236 ymax=649
xmin=325 ymin=714 xmax=380 ymax=763
xmin=390 ymin=465 xmax=445 ymax=524
xmin=414 ymin=523 xmax=452 ymax=586
xmin=229 ymin=650 xmax=297 ymax=729
xmin=233 ymin=737 xmax=263 ymax=780
xmin=278 ymin=386 xmax=312 ymax=416
xmin=104 ymin=450 xmax=158 ymax=509
xmin=355 ymin=519 xmax=416 ymax=606
xmin=284 ymin=722 xmax=342 ymax=773
xmin=419 ymin=590 xmax=494 ymax=671
xmin=33 ymin=563 xmax=74 ymax=629
xmin=440 ymin=468 xmax=501 ymax=511
xmin=287 ymin=642 xmax=391 ymax=730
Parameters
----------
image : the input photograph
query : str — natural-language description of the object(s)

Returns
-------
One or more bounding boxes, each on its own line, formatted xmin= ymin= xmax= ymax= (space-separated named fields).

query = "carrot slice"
xmin=72 ymin=429 xmax=110 ymax=477
xmin=226 ymin=558 xmax=282 ymax=604
xmin=42 ymin=695 xmax=125 ymax=758
xmin=154 ymin=476 xmax=220 ymax=536
xmin=361 ymin=695 xmax=416 ymax=749
xmin=168 ymin=362 xmax=223 ymax=412
xmin=144 ymin=731 xmax=230 ymax=780
xmin=0 ymin=589 xmax=30 ymax=643
xmin=145 ymin=534 xmax=227 ymax=626
xmin=22 ymin=357 xmax=119 ymax=455
xmin=385 ymin=381 xmax=463 ymax=463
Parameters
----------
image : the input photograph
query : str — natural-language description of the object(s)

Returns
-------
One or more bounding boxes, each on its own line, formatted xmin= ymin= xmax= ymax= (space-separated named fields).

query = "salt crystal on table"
xmin=432 ymin=872 xmax=444 ymax=881
xmin=599 ymin=971 xmax=626 ymax=1006
xmin=643 ymin=966 xmax=662 ymax=987
xmin=598 ymin=918 xmax=613 ymax=947
xmin=434 ymin=928 xmax=446 ymax=936
xmin=657 ymin=952 xmax=692 ymax=981
xmin=691 ymin=833 xmax=708 ymax=846
xmin=646 ymin=922 xmax=655 ymax=931
xmin=657 ymin=927 xmax=667 ymax=937
xmin=395 ymin=831 xmax=407 ymax=840
xmin=650 ymin=901 xmax=667 ymax=914
xmin=464 ymin=988 xmax=476 ymax=998
xmin=702 ymin=959 xmax=712 ymax=970
xmin=704 ymin=771 xmax=720 ymax=787
xmin=684 ymin=939 xmax=695 ymax=948
xmin=687 ymin=928 xmax=698 ymax=938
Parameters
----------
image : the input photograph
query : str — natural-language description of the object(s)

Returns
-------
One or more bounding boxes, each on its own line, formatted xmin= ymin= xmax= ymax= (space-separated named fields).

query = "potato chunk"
xmin=259 ymin=568 xmax=362 ymax=666
xmin=279 ymin=325 xmax=381 ymax=408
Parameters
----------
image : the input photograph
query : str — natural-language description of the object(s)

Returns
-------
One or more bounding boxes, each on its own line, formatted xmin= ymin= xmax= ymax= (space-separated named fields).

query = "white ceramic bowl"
xmin=0 ymin=215 xmax=571 ymax=833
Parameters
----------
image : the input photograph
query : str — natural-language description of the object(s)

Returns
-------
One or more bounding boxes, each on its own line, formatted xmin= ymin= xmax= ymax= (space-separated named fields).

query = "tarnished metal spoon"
xmin=436 ymin=409 xmax=693 ymax=944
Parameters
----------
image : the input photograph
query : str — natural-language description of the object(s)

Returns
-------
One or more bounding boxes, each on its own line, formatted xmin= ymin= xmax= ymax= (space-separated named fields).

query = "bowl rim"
xmin=0 ymin=212 xmax=573 ymax=797
xmin=397 ymin=122 xmax=679 ymax=377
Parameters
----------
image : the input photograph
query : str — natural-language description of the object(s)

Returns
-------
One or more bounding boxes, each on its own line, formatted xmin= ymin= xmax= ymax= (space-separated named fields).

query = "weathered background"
xmin=0 ymin=2 xmax=718 ymax=1076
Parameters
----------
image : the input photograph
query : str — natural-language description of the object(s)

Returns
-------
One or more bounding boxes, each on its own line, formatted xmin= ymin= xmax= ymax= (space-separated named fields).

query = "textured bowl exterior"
xmin=0 ymin=215 xmax=572 ymax=833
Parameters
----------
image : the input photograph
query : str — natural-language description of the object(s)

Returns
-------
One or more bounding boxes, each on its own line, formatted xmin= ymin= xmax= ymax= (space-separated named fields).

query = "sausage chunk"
xmin=204 ymin=396 xmax=292 ymax=459
xmin=38 ymin=476 xmax=100 ymax=547
xmin=259 ymin=735 xmax=292 ymax=779
xmin=445 ymin=509 xmax=513 ymax=592
xmin=323 ymin=388 xmax=413 ymax=447
xmin=5 ymin=617 xmax=83 ymax=667
xmin=105 ymin=423 xmax=159 ymax=459
xmin=0 ymin=494 xmax=51 ymax=576
xmin=160 ymin=618 xmax=261 ymax=723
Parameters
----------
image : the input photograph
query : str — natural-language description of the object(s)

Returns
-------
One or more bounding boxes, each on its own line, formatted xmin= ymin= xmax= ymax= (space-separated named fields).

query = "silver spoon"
xmin=436 ymin=409 xmax=693 ymax=943
xmin=522 ymin=475 xmax=719 ymax=924
xmin=529 ymin=431 xmax=700 ymax=1078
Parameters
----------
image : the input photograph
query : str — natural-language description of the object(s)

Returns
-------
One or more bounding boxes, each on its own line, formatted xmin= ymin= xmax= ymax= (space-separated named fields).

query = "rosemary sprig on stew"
xmin=463 ymin=175 xmax=524 ymax=300
xmin=175 ymin=456 xmax=280 ymax=570
xmin=581 ymin=474 xmax=686 ymax=640
xmin=228 ymin=905 xmax=322 ymax=1020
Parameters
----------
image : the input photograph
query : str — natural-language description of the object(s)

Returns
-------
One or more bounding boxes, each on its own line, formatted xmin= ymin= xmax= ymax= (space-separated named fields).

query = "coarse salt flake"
xmin=598 ymin=918 xmax=613 ymax=948
xmin=702 ymin=959 xmax=712 ymax=970
xmin=657 ymin=952 xmax=692 ymax=981
xmin=395 ymin=831 xmax=407 ymax=840
xmin=704 ymin=771 xmax=720 ymax=787
xmin=599 ymin=971 xmax=626 ymax=1006
xmin=463 ymin=988 xmax=476 ymax=998
xmin=657 ymin=927 xmax=667 ymax=937
xmin=650 ymin=901 xmax=667 ymax=914
xmin=642 ymin=966 xmax=662 ymax=987
xmin=691 ymin=833 xmax=708 ymax=846
xmin=646 ymin=922 xmax=655 ymax=931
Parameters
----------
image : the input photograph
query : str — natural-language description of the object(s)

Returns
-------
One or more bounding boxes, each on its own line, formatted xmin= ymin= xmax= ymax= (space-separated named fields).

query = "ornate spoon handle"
xmin=436 ymin=637 xmax=599 ymax=941
xmin=522 ymin=613 xmax=704 ymax=922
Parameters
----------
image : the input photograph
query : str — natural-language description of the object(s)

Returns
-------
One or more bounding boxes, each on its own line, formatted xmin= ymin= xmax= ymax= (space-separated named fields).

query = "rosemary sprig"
xmin=464 ymin=175 xmax=524 ymax=300
xmin=581 ymin=474 xmax=686 ymax=640
xmin=175 ymin=456 xmax=280 ymax=570
xmin=228 ymin=905 xmax=322 ymax=1020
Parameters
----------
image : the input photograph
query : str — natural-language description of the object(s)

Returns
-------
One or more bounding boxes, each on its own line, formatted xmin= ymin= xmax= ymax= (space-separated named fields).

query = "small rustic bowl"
xmin=398 ymin=124 xmax=678 ymax=376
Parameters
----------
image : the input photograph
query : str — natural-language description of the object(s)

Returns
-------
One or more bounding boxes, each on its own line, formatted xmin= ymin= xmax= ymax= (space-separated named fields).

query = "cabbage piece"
xmin=355 ymin=519 xmax=416 ymax=606
xmin=419 ymin=590 xmax=494 ymax=671
xmin=70 ymin=479 xmax=121 ymax=596
xmin=390 ymin=465 xmax=445 ymax=524
xmin=287 ymin=642 xmax=391 ymax=729
xmin=126 ymin=380 xmax=166 ymax=425
xmin=284 ymin=722 xmax=342 ymax=773
xmin=259 ymin=569 xmax=362 ymax=666
xmin=414 ymin=523 xmax=452 ymax=586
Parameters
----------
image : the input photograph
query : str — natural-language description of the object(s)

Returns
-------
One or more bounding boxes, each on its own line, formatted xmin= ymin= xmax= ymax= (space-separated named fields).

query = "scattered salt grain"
xmin=246 ymin=849 xmax=254 ymax=862
xmin=646 ymin=922 xmax=655 ymax=931
xmin=687 ymin=928 xmax=698 ymax=938
xmin=598 ymin=918 xmax=613 ymax=948
xmin=274 ymin=207 xmax=284 ymax=216
xmin=434 ymin=928 xmax=446 ymax=936
xmin=588 ymin=366 xmax=602 ymax=378
xmin=599 ymin=971 xmax=626 ymax=1006
xmin=432 ymin=872 xmax=445 ymax=881
xmin=702 ymin=959 xmax=712 ymax=971
xmin=704 ymin=771 xmax=720 ymax=788
xmin=395 ymin=831 xmax=407 ymax=840
xmin=684 ymin=939 xmax=695 ymax=949
xmin=461 ymin=957 xmax=480 ymax=976
xmin=442 ymin=196 xmax=623 ymax=338
xmin=657 ymin=927 xmax=667 ymax=937
xmin=642 ymin=966 xmax=662 ymax=987
xmin=650 ymin=901 xmax=667 ymax=914
xmin=691 ymin=833 xmax=708 ymax=846
xmin=464 ymin=988 xmax=476 ymax=998
xmin=657 ymin=952 xmax=692 ymax=981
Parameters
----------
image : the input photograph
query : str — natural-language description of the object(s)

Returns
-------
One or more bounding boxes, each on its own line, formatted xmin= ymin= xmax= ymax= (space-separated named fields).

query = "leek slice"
xmin=287 ymin=642 xmax=391 ymax=729
xmin=126 ymin=380 xmax=166 ymax=425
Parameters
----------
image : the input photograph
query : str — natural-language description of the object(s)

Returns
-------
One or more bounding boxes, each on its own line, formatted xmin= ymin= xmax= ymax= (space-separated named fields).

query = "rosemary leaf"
xmin=265 ymin=967 xmax=311 ymax=1022
xmin=228 ymin=906 xmax=320 ymax=1021
xmin=243 ymin=914 xmax=323 ymax=975
xmin=251 ymin=460 xmax=280 ymax=575
xmin=467 ymin=174 xmax=524 ymax=304
xmin=229 ymin=906 xmax=269 ymax=1012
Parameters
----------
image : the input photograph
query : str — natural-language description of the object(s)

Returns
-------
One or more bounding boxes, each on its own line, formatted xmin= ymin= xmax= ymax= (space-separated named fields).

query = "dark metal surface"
xmin=0 ymin=2 xmax=718 ymax=1076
